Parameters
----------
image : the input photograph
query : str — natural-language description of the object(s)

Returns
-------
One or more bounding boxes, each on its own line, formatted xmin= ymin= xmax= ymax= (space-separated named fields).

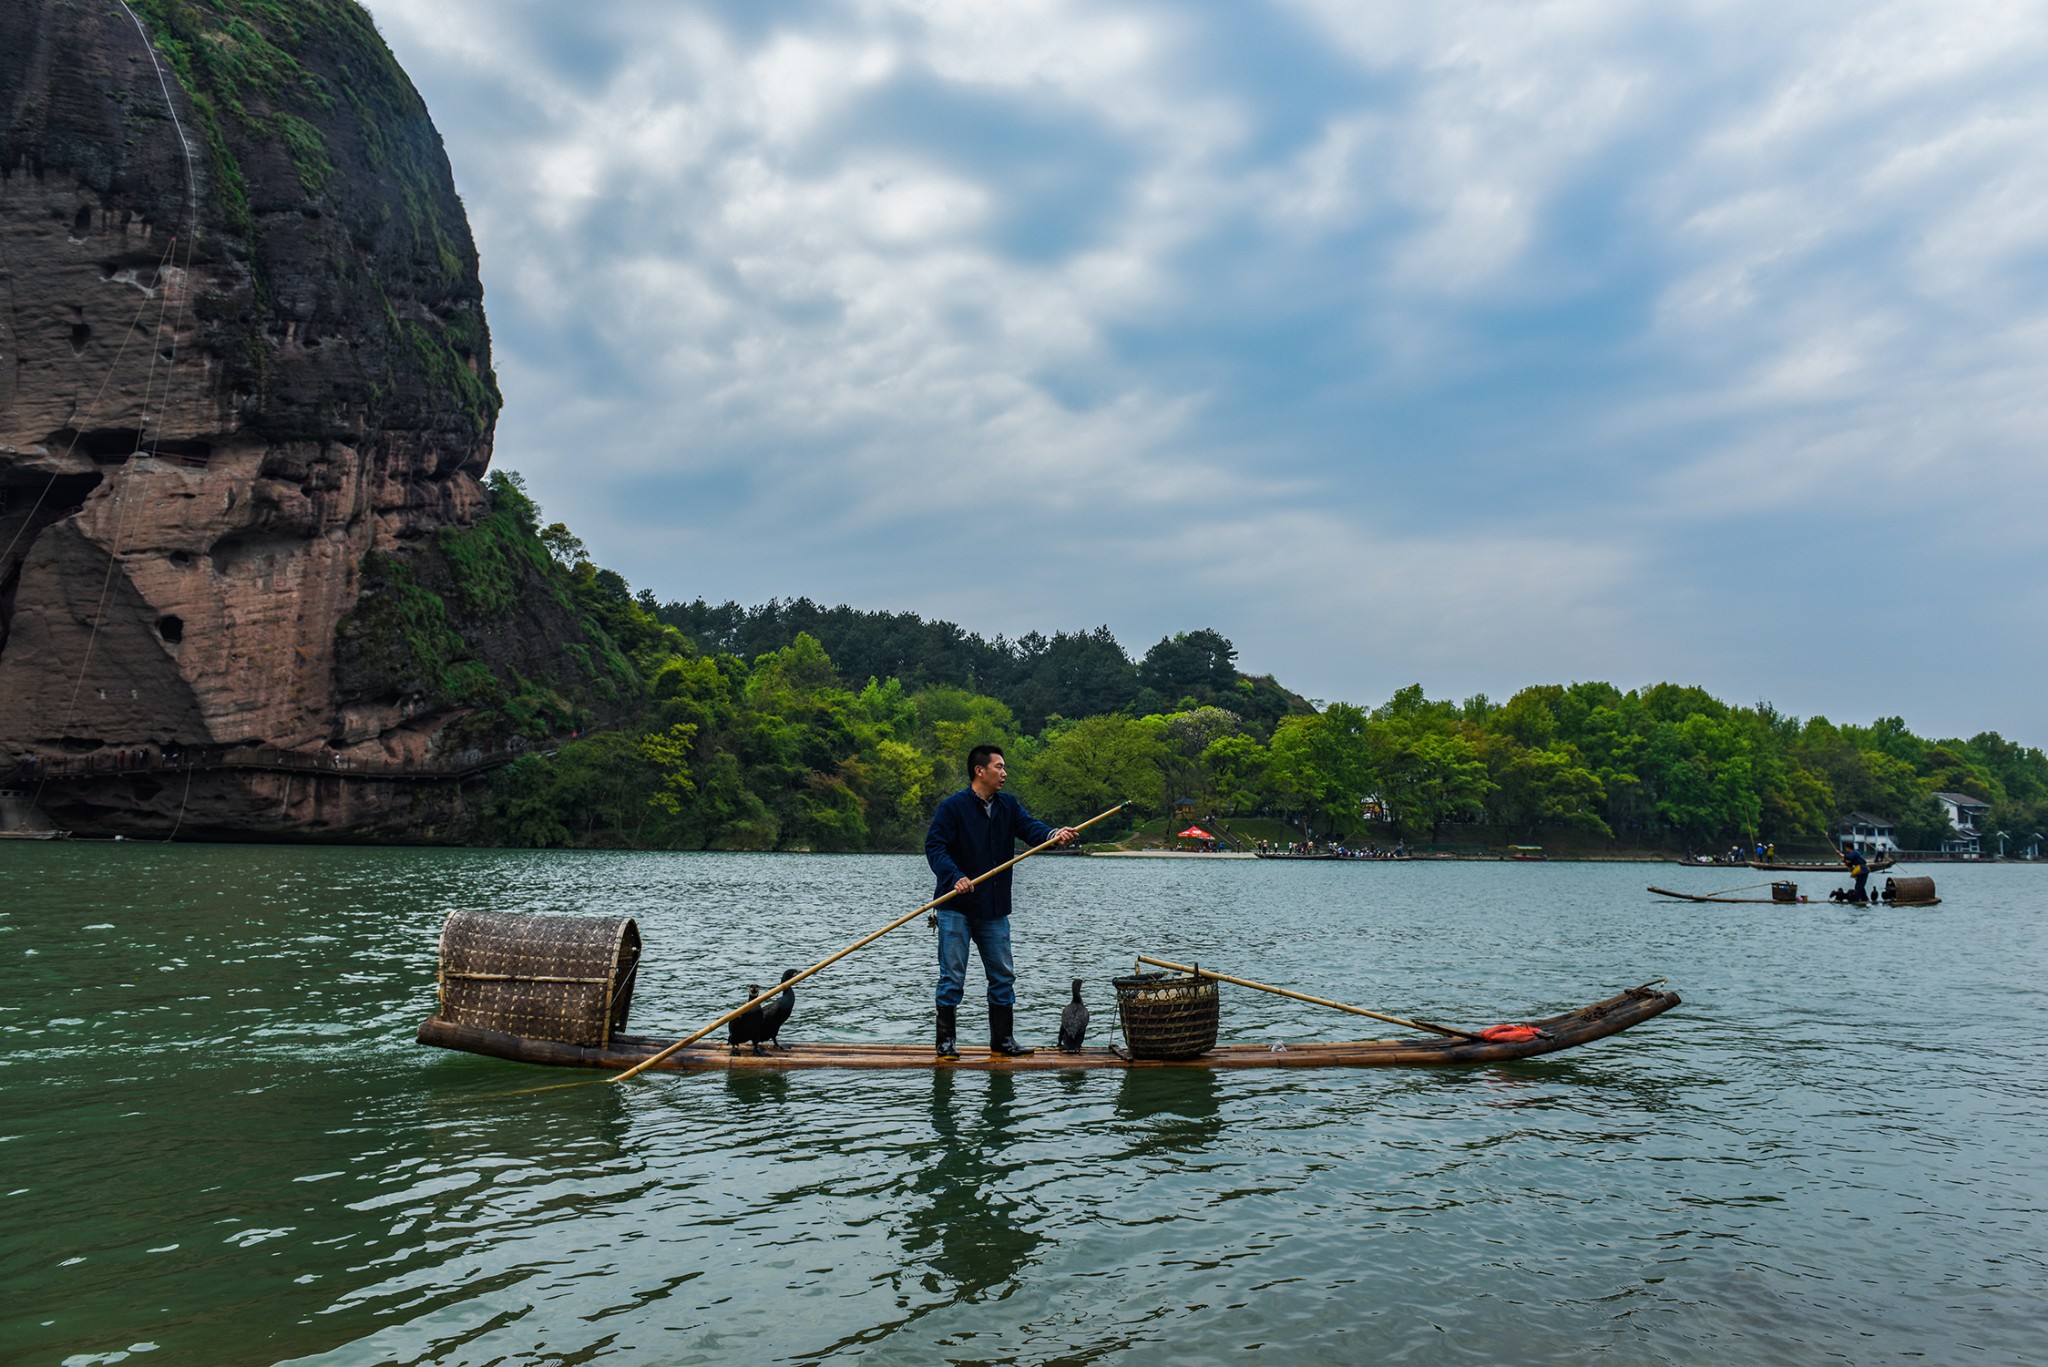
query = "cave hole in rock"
xmin=72 ymin=205 xmax=92 ymax=236
xmin=47 ymin=426 xmax=140 ymax=462
xmin=157 ymin=615 xmax=183 ymax=644
xmin=43 ymin=429 xmax=213 ymax=466
xmin=149 ymin=437 xmax=213 ymax=466
xmin=70 ymin=321 xmax=91 ymax=354
xmin=1 ymin=469 xmax=104 ymax=529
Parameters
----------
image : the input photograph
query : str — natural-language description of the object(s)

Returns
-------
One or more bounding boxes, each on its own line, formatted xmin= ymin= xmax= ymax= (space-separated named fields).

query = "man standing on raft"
xmin=925 ymin=744 xmax=1077 ymax=1060
xmin=1841 ymin=843 xmax=1871 ymax=902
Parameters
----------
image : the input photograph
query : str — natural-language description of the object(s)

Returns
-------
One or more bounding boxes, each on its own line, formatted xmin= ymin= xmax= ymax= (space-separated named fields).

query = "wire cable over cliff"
xmin=49 ymin=4 xmax=205 ymax=758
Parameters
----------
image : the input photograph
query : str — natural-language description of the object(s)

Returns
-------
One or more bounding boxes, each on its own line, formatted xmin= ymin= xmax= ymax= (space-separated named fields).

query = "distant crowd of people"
xmin=3 ymin=745 xmax=204 ymax=777
xmin=1255 ymin=838 xmax=1407 ymax=859
xmin=1685 ymin=842 xmax=1779 ymax=865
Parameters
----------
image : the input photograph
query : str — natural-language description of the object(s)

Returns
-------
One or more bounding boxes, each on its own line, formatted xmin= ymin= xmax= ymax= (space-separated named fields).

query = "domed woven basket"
xmin=434 ymin=910 xmax=640 ymax=1046
xmin=1112 ymin=969 xmax=1219 ymax=1059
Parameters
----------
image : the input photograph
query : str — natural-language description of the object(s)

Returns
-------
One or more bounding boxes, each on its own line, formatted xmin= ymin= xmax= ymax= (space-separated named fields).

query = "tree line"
xmin=655 ymin=597 xmax=1303 ymax=733
xmin=455 ymin=478 xmax=2045 ymax=853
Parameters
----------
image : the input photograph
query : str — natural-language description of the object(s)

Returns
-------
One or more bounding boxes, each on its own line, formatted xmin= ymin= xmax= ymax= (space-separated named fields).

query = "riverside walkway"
xmin=0 ymin=738 xmax=555 ymax=788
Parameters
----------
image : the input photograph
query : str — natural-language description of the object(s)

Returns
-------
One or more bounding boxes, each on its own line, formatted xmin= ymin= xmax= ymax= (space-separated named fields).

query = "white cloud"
xmin=361 ymin=0 xmax=2048 ymax=737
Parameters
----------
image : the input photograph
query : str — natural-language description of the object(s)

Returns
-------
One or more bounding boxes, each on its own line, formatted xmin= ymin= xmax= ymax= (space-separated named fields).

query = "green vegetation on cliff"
xmin=123 ymin=0 xmax=500 ymax=435
xmin=335 ymin=472 xmax=675 ymax=750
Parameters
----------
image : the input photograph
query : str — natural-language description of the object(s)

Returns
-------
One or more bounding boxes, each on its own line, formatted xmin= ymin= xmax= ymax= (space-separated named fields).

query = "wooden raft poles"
xmin=417 ymin=981 xmax=1682 ymax=1072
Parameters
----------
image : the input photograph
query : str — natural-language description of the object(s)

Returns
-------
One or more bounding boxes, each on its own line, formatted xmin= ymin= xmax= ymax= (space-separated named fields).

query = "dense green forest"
xmin=447 ymin=476 xmax=2047 ymax=854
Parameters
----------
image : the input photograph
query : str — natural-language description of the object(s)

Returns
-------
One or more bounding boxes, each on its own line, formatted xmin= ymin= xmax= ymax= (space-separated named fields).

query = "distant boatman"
xmin=924 ymin=744 xmax=1076 ymax=1060
xmin=1841 ymin=844 xmax=1870 ymax=901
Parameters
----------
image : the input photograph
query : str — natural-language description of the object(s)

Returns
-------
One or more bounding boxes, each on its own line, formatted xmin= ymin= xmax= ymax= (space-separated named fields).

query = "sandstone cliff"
xmin=0 ymin=0 xmax=593 ymax=838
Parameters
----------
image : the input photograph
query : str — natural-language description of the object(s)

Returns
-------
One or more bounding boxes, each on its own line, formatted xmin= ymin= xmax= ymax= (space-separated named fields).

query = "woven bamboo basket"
xmin=434 ymin=910 xmax=641 ymax=1046
xmin=1770 ymin=881 xmax=1799 ymax=902
xmin=1883 ymin=875 xmax=1937 ymax=903
xmin=1113 ymin=969 xmax=1220 ymax=1059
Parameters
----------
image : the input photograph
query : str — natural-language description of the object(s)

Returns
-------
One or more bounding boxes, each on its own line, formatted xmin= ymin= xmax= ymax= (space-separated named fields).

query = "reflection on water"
xmin=2 ymin=846 xmax=2044 ymax=1365
xmin=903 ymin=1071 xmax=1043 ymax=1298
xmin=721 ymin=1066 xmax=794 ymax=1110
xmin=1113 ymin=1068 xmax=1225 ymax=1155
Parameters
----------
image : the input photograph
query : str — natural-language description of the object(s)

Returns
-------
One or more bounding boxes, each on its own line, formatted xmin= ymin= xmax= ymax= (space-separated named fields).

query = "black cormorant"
xmin=728 ymin=984 xmax=769 ymax=1054
xmin=760 ymin=969 xmax=798 ymax=1050
xmin=1057 ymin=978 xmax=1088 ymax=1052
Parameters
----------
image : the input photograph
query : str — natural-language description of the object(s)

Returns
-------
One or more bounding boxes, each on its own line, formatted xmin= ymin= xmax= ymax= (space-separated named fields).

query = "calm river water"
xmin=2 ymin=846 xmax=2042 ymax=1365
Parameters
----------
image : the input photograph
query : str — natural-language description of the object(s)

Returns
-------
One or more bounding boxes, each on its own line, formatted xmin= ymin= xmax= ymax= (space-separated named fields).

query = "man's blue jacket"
xmin=925 ymin=788 xmax=1055 ymax=919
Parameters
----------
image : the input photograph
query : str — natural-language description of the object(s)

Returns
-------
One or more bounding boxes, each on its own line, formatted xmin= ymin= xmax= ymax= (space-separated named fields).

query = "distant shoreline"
xmin=2 ymin=839 xmax=2032 ymax=866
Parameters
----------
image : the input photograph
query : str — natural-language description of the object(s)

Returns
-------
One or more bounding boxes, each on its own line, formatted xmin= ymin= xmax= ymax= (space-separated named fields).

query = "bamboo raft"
xmin=417 ymin=980 xmax=1681 ymax=1073
xmin=418 ymin=866 xmax=1680 ymax=1077
xmin=1747 ymin=856 xmax=1895 ymax=872
xmin=1651 ymin=873 xmax=1939 ymax=908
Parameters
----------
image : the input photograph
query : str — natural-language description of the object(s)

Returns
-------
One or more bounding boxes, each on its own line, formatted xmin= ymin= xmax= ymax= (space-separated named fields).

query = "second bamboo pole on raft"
xmin=1134 ymin=954 xmax=1480 ymax=1041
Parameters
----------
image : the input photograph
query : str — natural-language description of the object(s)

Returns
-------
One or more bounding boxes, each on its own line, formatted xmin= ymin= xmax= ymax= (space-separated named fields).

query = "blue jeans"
xmin=935 ymin=910 xmax=1015 ymax=1007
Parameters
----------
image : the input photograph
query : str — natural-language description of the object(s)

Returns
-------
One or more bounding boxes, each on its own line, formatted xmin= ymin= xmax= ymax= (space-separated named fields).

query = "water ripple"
xmin=1 ymin=847 xmax=2043 ymax=1364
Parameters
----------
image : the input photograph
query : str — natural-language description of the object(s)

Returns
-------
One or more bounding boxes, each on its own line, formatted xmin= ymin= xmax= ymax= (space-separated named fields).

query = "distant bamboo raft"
xmin=1746 ymin=855 xmax=1896 ymax=872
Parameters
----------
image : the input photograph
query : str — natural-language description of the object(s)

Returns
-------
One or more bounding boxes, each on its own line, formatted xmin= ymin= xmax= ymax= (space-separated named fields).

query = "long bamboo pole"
xmin=612 ymin=799 xmax=1134 ymax=1082
xmin=1134 ymin=954 xmax=1482 ymax=1041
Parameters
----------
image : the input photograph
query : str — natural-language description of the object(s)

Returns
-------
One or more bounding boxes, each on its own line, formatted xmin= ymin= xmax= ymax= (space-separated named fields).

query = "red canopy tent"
xmin=1178 ymin=826 xmax=1216 ymax=841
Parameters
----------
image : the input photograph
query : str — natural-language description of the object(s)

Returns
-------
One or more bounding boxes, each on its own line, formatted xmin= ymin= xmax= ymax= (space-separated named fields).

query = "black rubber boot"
xmin=990 ymin=1003 xmax=1035 ymax=1057
xmin=936 ymin=1004 xmax=959 ymax=1061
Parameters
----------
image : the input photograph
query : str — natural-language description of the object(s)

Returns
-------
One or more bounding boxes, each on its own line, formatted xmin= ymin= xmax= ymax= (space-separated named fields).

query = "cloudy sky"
xmin=360 ymin=0 xmax=2048 ymax=743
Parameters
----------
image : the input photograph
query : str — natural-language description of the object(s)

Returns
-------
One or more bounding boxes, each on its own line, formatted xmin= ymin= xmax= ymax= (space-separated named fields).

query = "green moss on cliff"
xmin=334 ymin=543 xmax=583 ymax=745
xmin=334 ymin=474 xmax=671 ymax=748
xmin=123 ymin=0 xmax=345 ymax=232
xmin=120 ymin=3 xmax=255 ymax=239
xmin=333 ymin=552 xmax=467 ymax=702
xmin=273 ymin=112 xmax=334 ymax=194
xmin=122 ymin=0 xmax=498 ymax=429
xmin=438 ymin=491 xmax=554 ymax=620
xmin=402 ymin=316 xmax=501 ymax=435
